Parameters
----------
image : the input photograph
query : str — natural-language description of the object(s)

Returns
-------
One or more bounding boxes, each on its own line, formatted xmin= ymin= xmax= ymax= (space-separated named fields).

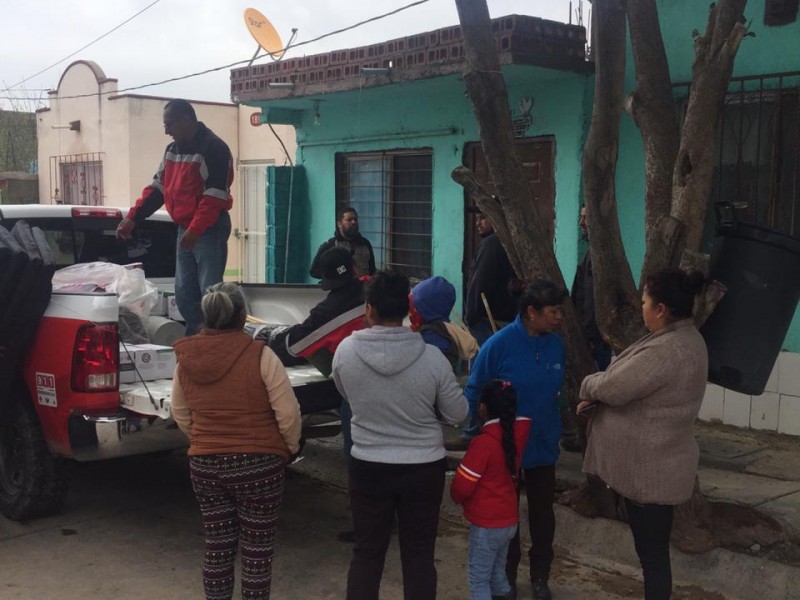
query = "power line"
xmin=0 ymin=0 xmax=430 ymax=103
xmin=6 ymin=0 xmax=163 ymax=91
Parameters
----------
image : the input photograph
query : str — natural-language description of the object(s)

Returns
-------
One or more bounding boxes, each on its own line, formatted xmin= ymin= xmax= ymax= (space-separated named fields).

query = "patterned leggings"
xmin=189 ymin=453 xmax=285 ymax=600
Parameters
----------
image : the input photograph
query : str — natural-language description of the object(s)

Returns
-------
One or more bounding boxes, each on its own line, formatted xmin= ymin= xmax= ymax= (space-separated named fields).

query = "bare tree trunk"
xmin=453 ymin=0 xmax=596 ymax=415
xmin=583 ymin=0 xmax=644 ymax=352
xmin=626 ymin=0 xmax=681 ymax=282
xmin=660 ymin=0 xmax=749 ymax=266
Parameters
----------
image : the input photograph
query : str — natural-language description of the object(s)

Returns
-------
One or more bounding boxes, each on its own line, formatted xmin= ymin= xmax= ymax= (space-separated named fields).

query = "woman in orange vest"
xmin=172 ymin=282 xmax=302 ymax=600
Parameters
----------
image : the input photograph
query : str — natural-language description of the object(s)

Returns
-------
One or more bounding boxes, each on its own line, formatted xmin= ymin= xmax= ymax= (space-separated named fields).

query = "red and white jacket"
xmin=127 ymin=122 xmax=233 ymax=236
xmin=450 ymin=417 xmax=532 ymax=528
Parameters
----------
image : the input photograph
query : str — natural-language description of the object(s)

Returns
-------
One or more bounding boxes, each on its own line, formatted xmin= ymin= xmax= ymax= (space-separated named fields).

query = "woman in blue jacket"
xmin=464 ymin=279 xmax=566 ymax=600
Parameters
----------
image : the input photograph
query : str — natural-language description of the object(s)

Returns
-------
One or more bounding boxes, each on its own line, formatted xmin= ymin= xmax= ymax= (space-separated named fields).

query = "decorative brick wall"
xmin=231 ymin=15 xmax=587 ymax=102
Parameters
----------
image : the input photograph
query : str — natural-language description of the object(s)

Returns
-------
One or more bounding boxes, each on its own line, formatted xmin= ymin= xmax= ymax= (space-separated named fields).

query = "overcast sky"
xmin=0 ymin=0 xmax=585 ymax=110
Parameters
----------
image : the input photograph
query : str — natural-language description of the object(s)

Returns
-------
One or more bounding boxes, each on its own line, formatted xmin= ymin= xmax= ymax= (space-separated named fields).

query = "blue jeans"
xmin=468 ymin=524 xmax=517 ymax=599
xmin=175 ymin=211 xmax=231 ymax=335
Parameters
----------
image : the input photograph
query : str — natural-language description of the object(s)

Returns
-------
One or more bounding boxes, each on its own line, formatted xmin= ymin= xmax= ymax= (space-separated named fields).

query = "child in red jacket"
xmin=451 ymin=380 xmax=531 ymax=600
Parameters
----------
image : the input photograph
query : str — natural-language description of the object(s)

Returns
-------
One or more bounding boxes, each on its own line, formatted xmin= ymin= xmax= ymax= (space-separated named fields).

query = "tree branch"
xmin=454 ymin=0 xmax=597 ymax=432
xmin=627 ymin=0 xmax=681 ymax=284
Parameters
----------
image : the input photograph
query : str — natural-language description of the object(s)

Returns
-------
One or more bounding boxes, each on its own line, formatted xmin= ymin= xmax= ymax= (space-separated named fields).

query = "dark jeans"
xmin=625 ymin=498 xmax=674 ymax=600
xmin=340 ymin=400 xmax=353 ymax=460
xmin=506 ymin=465 xmax=556 ymax=584
xmin=346 ymin=457 xmax=446 ymax=600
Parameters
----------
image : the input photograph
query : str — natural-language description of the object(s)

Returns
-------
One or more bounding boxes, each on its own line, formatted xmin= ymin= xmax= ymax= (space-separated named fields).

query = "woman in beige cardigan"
xmin=577 ymin=269 xmax=708 ymax=600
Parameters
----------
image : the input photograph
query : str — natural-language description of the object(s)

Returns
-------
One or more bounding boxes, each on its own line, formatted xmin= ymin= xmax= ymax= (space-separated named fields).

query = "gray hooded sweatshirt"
xmin=332 ymin=325 xmax=469 ymax=464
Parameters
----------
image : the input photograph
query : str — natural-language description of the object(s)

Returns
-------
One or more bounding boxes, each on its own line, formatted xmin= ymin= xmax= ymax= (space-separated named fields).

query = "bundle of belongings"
xmin=0 ymin=221 xmax=56 ymax=397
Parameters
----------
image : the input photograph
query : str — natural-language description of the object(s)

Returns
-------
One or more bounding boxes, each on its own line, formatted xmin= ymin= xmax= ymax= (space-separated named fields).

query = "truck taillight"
xmin=72 ymin=323 xmax=119 ymax=392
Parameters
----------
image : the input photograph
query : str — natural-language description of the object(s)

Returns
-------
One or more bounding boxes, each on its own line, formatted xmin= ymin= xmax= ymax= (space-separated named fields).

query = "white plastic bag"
xmin=107 ymin=268 xmax=158 ymax=316
xmin=52 ymin=261 xmax=127 ymax=292
xmin=52 ymin=261 xmax=158 ymax=316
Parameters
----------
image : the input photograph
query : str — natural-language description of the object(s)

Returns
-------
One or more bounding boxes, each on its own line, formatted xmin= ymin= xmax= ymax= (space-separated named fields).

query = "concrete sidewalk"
xmin=554 ymin=422 xmax=800 ymax=542
xmin=443 ymin=420 xmax=800 ymax=599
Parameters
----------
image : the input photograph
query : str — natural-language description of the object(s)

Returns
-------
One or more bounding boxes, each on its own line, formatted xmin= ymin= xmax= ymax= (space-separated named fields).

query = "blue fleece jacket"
xmin=465 ymin=315 xmax=565 ymax=468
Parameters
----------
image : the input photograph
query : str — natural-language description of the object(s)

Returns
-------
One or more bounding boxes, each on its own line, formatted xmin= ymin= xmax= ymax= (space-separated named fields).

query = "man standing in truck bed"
xmin=116 ymin=99 xmax=234 ymax=335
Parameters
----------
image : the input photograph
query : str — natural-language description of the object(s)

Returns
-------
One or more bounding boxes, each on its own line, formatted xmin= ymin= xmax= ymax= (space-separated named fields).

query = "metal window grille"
xmin=675 ymin=72 xmax=800 ymax=241
xmin=335 ymin=150 xmax=433 ymax=281
xmin=49 ymin=152 xmax=104 ymax=205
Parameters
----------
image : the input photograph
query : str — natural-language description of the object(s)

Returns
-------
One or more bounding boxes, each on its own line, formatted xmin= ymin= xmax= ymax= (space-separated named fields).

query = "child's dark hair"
xmin=480 ymin=379 xmax=518 ymax=478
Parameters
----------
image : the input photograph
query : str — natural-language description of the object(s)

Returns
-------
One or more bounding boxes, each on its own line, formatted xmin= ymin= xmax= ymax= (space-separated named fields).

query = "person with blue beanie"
xmin=410 ymin=275 xmax=457 ymax=362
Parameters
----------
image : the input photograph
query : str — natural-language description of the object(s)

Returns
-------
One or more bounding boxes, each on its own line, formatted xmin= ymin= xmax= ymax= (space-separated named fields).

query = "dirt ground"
xmin=0 ymin=445 xmax=723 ymax=600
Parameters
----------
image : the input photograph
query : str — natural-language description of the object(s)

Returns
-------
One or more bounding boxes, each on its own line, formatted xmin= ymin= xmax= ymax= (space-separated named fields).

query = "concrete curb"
xmin=552 ymin=504 xmax=800 ymax=600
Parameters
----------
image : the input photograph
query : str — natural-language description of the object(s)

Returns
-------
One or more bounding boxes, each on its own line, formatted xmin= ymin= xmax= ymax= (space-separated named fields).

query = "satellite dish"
xmin=244 ymin=8 xmax=285 ymax=59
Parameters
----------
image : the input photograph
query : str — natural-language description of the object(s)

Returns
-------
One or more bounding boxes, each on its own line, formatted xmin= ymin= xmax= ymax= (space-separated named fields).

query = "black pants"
xmin=625 ymin=498 xmax=674 ymax=600
xmin=346 ymin=457 xmax=446 ymax=600
xmin=506 ymin=464 xmax=556 ymax=584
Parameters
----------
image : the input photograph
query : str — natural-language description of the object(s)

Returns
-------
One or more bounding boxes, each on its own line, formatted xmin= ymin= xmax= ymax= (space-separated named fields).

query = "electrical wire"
xmin=0 ymin=0 xmax=430 ymax=102
xmin=6 ymin=0 xmax=163 ymax=91
xmin=268 ymin=124 xmax=294 ymax=168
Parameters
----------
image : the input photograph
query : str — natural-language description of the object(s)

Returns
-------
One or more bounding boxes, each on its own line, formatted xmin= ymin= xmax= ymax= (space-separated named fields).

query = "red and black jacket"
xmin=127 ymin=122 xmax=233 ymax=236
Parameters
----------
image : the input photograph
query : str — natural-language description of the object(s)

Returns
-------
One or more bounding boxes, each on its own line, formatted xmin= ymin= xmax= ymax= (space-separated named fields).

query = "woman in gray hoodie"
xmin=332 ymin=270 xmax=469 ymax=600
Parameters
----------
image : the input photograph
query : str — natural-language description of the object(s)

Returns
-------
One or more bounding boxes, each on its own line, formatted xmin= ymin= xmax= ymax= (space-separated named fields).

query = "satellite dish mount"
xmin=243 ymin=8 xmax=296 ymax=66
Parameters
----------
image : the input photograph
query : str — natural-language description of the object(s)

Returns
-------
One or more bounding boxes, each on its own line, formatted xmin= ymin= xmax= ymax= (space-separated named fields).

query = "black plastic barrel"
xmin=700 ymin=212 xmax=800 ymax=395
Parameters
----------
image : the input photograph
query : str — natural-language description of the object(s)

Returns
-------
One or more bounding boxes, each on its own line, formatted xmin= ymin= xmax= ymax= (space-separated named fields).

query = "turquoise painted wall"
xmin=254 ymin=66 xmax=592 ymax=309
xmin=615 ymin=0 xmax=800 ymax=352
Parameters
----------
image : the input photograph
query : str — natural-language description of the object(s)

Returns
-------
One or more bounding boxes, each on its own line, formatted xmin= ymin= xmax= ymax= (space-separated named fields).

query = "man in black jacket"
xmin=259 ymin=247 xmax=365 ymax=378
xmin=571 ymin=206 xmax=612 ymax=370
xmin=561 ymin=206 xmax=613 ymax=452
xmin=310 ymin=206 xmax=376 ymax=279
xmin=464 ymin=205 xmax=517 ymax=346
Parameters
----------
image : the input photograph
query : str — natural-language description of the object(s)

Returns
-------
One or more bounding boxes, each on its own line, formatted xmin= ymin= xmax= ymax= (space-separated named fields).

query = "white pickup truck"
xmin=0 ymin=204 xmax=343 ymax=521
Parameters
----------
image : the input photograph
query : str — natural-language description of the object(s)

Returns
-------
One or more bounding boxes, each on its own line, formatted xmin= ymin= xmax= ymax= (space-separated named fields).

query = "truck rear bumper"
xmin=68 ymin=411 xmax=188 ymax=461
xmin=67 ymin=376 xmax=344 ymax=461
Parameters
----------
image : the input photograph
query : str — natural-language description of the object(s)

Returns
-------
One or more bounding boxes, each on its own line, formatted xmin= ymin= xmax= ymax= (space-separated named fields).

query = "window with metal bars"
xmin=49 ymin=152 xmax=104 ymax=206
xmin=335 ymin=150 xmax=433 ymax=281
xmin=676 ymin=72 xmax=800 ymax=251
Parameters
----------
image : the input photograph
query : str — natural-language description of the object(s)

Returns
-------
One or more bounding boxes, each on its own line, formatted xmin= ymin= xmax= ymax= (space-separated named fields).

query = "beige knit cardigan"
xmin=580 ymin=319 xmax=708 ymax=505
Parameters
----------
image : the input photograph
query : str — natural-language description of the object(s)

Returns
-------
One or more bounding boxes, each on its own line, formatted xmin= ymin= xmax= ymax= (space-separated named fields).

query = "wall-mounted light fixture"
xmin=52 ymin=120 xmax=81 ymax=132
xmin=361 ymin=67 xmax=391 ymax=77
xmin=268 ymin=81 xmax=295 ymax=89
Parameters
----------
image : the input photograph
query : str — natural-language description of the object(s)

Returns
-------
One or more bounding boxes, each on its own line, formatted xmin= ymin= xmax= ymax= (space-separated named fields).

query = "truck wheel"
xmin=0 ymin=397 xmax=69 ymax=520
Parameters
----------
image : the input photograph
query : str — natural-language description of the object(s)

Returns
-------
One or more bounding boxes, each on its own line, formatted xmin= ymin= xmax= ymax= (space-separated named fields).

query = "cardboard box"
xmin=120 ymin=379 xmax=173 ymax=419
xmin=164 ymin=292 xmax=184 ymax=322
xmin=119 ymin=343 xmax=177 ymax=383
